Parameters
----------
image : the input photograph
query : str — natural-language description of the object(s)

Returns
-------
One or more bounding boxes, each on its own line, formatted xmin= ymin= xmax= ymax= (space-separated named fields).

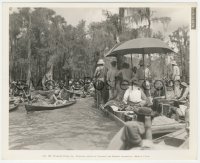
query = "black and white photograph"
xmin=2 ymin=2 xmax=198 ymax=160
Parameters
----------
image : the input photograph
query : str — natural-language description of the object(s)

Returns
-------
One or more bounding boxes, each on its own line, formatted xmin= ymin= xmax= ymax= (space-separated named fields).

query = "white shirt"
xmin=172 ymin=65 xmax=180 ymax=81
xmin=123 ymin=86 xmax=142 ymax=104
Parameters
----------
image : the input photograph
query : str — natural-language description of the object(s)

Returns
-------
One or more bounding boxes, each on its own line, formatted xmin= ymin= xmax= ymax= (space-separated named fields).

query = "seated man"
xmin=177 ymin=82 xmax=189 ymax=101
xmin=107 ymin=107 xmax=154 ymax=150
xmin=123 ymin=78 xmax=147 ymax=107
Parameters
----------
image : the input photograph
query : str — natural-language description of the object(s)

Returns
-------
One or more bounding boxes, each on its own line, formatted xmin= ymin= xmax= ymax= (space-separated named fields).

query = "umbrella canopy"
xmin=106 ymin=38 xmax=175 ymax=57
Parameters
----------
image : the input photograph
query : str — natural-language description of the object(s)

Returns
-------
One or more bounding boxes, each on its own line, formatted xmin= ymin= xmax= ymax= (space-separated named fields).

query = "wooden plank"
xmin=100 ymin=105 xmax=185 ymax=135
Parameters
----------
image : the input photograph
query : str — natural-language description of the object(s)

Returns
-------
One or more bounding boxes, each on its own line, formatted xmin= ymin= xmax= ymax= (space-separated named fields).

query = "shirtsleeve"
xmin=141 ymin=89 xmax=147 ymax=101
xmin=123 ymin=89 xmax=130 ymax=104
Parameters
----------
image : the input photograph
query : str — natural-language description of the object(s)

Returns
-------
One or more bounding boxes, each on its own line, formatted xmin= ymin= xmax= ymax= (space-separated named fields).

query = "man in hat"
xmin=94 ymin=59 xmax=105 ymax=81
xmin=94 ymin=59 xmax=107 ymax=104
xmin=108 ymin=107 xmax=154 ymax=150
xmin=171 ymin=61 xmax=181 ymax=98
xmin=107 ymin=60 xmax=118 ymax=100
xmin=123 ymin=78 xmax=147 ymax=107
xmin=136 ymin=60 xmax=151 ymax=87
xmin=171 ymin=61 xmax=180 ymax=81
xmin=118 ymin=62 xmax=133 ymax=83
xmin=136 ymin=60 xmax=145 ymax=82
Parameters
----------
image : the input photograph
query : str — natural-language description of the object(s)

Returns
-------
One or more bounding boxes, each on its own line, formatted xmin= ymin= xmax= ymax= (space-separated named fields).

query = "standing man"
xmin=136 ymin=60 xmax=152 ymax=82
xmin=94 ymin=59 xmax=106 ymax=105
xmin=136 ymin=60 xmax=152 ymax=105
xmin=136 ymin=60 xmax=145 ymax=85
xmin=171 ymin=61 xmax=180 ymax=97
xmin=145 ymin=62 xmax=152 ymax=81
xmin=107 ymin=60 xmax=118 ymax=100
xmin=171 ymin=61 xmax=180 ymax=81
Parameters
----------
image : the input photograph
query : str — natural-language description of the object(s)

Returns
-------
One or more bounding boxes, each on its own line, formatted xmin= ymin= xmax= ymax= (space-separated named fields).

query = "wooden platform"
xmin=100 ymin=105 xmax=185 ymax=135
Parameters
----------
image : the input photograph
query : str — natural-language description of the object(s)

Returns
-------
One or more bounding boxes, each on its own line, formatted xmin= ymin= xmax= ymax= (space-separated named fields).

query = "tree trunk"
xmin=27 ymin=13 xmax=32 ymax=87
xmin=119 ymin=8 xmax=125 ymax=34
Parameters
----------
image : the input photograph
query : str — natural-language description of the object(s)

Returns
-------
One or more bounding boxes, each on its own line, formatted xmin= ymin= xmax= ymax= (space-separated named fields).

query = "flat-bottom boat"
xmin=99 ymin=104 xmax=185 ymax=135
xmin=25 ymin=100 xmax=76 ymax=112
xmin=9 ymin=104 xmax=19 ymax=112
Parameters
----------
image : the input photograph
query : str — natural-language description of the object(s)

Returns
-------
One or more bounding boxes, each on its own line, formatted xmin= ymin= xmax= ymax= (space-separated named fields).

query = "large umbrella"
xmin=106 ymin=38 xmax=175 ymax=80
xmin=106 ymin=38 xmax=175 ymax=57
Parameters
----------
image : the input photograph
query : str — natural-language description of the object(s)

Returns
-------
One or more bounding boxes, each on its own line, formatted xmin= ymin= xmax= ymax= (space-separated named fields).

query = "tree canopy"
xmin=9 ymin=7 xmax=189 ymax=87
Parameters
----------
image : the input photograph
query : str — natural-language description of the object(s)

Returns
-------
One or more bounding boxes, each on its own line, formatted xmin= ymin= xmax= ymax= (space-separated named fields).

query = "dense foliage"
xmin=9 ymin=8 xmax=189 ymax=87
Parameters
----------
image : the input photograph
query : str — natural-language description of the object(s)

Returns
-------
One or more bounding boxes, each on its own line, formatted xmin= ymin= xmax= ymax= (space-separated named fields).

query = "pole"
xmin=131 ymin=54 xmax=133 ymax=70
xmin=143 ymin=54 xmax=145 ymax=80
xmin=27 ymin=12 xmax=32 ymax=88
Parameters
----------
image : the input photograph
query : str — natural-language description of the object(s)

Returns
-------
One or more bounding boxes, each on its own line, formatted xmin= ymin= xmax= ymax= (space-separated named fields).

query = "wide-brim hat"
xmin=134 ymin=107 xmax=153 ymax=116
xmin=181 ymin=82 xmax=188 ymax=87
xmin=171 ymin=61 xmax=177 ymax=65
xmin=97 ymin=59 xmax=105 ymax=65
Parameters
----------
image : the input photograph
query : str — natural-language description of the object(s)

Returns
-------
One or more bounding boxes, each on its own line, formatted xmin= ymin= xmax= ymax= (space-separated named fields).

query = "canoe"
xmin=33 ymin=90 xmax=55 ymax=96
xmin=65 ymin=89 xmax=83 ymax=97
xmin=99 ymin=104 xmax=185 ymax=135
xmin=25 ymin=100 xmax=76 ymax=112
xmin=9 ymin=104 xmax=19 ymax=112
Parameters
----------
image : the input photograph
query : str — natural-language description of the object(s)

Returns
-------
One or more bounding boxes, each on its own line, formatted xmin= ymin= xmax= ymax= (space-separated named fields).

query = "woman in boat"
xmin=176 ymin=82 xmax=189 ymax=102
xmin=49 ymin=88 xmax=69 ymax=106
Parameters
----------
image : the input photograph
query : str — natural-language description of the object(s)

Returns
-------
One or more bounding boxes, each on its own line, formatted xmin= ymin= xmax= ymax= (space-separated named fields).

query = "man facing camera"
xmin=123 ymin=78 xmax=147 ymax=107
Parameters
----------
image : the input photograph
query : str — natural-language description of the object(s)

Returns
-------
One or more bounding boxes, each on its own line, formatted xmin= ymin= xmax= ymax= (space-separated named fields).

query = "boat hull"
xmin=9 ymin=104 xmax=19 ymax=112
xmin=25 ymin=100 xmax=76 ymax=112
xmin=99 ymin=104 xmax=185 ymax=135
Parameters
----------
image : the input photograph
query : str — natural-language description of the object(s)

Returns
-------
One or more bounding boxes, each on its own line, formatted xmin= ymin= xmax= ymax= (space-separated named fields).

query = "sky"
xmin=52 ymin=7 xmax=190 ymax=36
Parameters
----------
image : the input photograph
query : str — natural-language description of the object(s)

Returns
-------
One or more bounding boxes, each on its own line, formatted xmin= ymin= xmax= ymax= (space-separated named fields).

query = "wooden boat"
xmin=99 ymin=104 xmax=185 ymax=135
xmin=65 ymin=89 xmax=83 ymax=97
xmin=9 ymin=104 xmax=19 ymax=112
xmin=25 ymin=100 xmax=76 ymax=112
xmin=108 ymin=128 xmax=188 ymax=150
xmin=33 ymin=90 xmax=55 ymax=96
xmin=153 ymin=128 xmax=188 ymax=149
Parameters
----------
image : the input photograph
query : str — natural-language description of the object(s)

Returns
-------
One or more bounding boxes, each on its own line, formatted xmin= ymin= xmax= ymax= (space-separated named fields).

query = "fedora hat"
xmin=181 ymin=82 xmax=188 ymax=87
xmin=134 ymin=107 xmax=153 ymax=116
xmin=171 ymin=61 xmax=177 ymax=65
xmin=97 ymin=59 xmax=105 ymax=65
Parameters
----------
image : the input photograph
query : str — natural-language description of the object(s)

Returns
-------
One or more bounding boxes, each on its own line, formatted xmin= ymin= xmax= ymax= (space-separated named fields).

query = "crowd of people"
xmin=94 ymin=58 xmax=190 ymax=150
xmin=9 ymin=76 xmax=95 ymax=107
xmin=94 ymin=58 xmax=190 ymax=117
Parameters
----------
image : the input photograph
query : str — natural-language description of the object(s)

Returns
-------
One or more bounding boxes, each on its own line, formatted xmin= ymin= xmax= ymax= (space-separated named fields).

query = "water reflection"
xmin=9 ymin=97 xmax=120 ymax=150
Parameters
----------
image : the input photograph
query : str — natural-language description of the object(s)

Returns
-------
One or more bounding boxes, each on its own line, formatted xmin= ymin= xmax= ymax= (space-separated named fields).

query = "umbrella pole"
xmin=143 ymin=54 xmax=145 ymax=80
xmin=131 ymin=54 xmax=133 ymax=70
